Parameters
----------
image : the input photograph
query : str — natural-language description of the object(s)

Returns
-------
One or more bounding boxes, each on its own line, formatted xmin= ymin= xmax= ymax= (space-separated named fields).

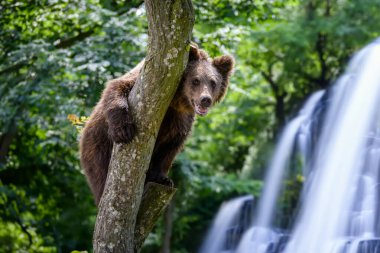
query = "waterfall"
xmin=234 ymin=90 xmax=325 ymax=253
xmin=255 ymin=90 xmax=325 ymax=229
xmin=285 ymin=39 xmax=380 ymax=253
xmin=199 ymin=38 xmax=380 ymax=253
xmin=199 ymin=88 xmax=325 ymax=253
xmin=199 ymin=195 xmax=254 ymax=253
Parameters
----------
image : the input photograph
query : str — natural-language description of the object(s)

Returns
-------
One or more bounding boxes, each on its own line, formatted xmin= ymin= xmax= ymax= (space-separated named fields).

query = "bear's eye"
xmin=210 ymin=80 xmax=216 ymax=89
xmin=192 ymin=79 xmax=200 ymax=86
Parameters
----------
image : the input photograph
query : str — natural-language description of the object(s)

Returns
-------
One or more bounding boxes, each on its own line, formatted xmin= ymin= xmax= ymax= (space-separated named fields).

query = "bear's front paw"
xmin=107 ymin=108 xmax=137 ymax=144
xmin=109 ymin=122 xmax=137 ymax=144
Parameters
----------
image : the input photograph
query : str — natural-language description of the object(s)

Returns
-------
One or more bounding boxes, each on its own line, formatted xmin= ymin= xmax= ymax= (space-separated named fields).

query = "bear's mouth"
xmin=195 ymin=104 xmax=209 ymax=116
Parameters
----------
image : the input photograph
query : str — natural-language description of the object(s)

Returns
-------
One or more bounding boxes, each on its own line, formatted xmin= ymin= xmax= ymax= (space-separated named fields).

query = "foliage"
xmin=1 ymin=0 xmax=380 ymax=252
xmin=1 ymin=0 xmax=146 ymax=251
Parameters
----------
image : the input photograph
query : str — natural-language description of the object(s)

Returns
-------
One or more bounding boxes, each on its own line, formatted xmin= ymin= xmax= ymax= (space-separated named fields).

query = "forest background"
xmin=1 ymin=0 xmax=380 ymax=252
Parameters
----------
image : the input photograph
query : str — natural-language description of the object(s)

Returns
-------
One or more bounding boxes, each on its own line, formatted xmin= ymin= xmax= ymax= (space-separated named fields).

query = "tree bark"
xmin=93 ymin=1 xmax=194 ymax=253
xmin=161 ymin=198 xmax=175 ymax=253
xmin=0 ymin=120 xmax=17 ymax=163
xmin=134 ymin=183 xmax=176 ymax=252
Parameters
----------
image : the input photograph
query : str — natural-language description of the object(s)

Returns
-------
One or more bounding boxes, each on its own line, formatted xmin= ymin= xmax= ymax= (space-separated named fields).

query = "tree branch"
xmin=54 ymin=28 xmax=100 ymax=49
xmin=260 ymin=66 xmax=286 ymax=128
xmin=93 ymin=1 xmax=194 ymax=252
xmin=134 ymin=183 xmax=176 ymax=251
xmin=315 ymin=32 xmax=328 ymax=88
xmin=260 ymin=70 xmax=278 ymax=94
xmin=0 ymin=131 xmax=17 ymax=163
xmin=0 ymin=60 xmax=28 ymax=75
xmin=16 ymin=218 xmax=33 ymax=248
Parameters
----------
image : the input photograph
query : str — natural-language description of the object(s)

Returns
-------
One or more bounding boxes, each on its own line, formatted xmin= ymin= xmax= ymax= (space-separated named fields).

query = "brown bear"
xmin=80 ymin=46 xmax=234 ymax=205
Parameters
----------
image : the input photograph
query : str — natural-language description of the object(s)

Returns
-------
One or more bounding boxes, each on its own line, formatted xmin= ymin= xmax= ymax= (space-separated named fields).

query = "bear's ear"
xmin=212 ymin=55 xmax=235 ymax=79
xmin=189 ymin=44 xmax=201 ymax=62
xmin=213 ymin=55 xmax=234 ymax=103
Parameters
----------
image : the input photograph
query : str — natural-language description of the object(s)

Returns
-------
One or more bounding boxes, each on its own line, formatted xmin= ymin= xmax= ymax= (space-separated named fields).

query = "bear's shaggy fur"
xmin=80 ymin=46 xmax=234 ymax=205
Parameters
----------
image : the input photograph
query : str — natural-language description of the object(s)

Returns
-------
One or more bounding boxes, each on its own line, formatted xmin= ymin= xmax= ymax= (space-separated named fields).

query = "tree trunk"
xmin=93 ymin=1 xmax=194 ymax=253
xmin=0 ymin=120 xmax=17 ymax=163
xmin=161 ymin=198 xmax=175 ymax=253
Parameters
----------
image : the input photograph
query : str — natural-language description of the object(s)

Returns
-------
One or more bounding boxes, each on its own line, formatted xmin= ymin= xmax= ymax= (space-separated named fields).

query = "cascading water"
xmin=285 ymin=39 xmax=380 ymax=253
xmin=199 ymin=38 xmax=380 ymax=253
xmin=255 ymin=90 xmax=325 ymax=229
xmin=233 ymin=91 xmax=325 ymax=253
xmin=199 ymin=195 xmax=254 ymax=253
xmin=199 ymin=83 xmax=325 ymax=253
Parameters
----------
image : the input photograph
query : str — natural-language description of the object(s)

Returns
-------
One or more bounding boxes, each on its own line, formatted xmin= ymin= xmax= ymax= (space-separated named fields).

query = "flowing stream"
xmin=199 ymin=39 xmax=380 ymax=253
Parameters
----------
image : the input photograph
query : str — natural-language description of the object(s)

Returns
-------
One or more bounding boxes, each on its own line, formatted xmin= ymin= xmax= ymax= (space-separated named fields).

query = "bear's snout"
xmin=200 ymin=96 xmax=212 ymax=108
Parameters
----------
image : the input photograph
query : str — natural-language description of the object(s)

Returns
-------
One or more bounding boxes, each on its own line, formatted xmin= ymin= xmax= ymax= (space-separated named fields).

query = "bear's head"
xmin=173 ymin=45 xmax=234 ymax=116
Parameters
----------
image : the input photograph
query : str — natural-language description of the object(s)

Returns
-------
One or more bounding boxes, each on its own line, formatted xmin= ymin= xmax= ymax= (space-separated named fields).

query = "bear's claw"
xmin=156 ymin=175 xmax=174 ymax=188
xmin=146 ymin=172 xmax=174 ymax=188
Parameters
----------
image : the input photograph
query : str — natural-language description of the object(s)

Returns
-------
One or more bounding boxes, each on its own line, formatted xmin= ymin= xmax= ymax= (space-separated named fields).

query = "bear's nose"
xmin=200 ymin=96 xmax=212 ymax=108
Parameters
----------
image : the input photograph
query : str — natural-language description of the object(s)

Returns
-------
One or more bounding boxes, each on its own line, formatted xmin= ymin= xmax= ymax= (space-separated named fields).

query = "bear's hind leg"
xmin=146 ymin=139 xmax=185 ymax=187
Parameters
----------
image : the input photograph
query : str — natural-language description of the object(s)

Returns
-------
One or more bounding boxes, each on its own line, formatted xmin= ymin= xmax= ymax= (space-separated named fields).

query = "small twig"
xmin=16 ymin=218 xmax=33 ymax=248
